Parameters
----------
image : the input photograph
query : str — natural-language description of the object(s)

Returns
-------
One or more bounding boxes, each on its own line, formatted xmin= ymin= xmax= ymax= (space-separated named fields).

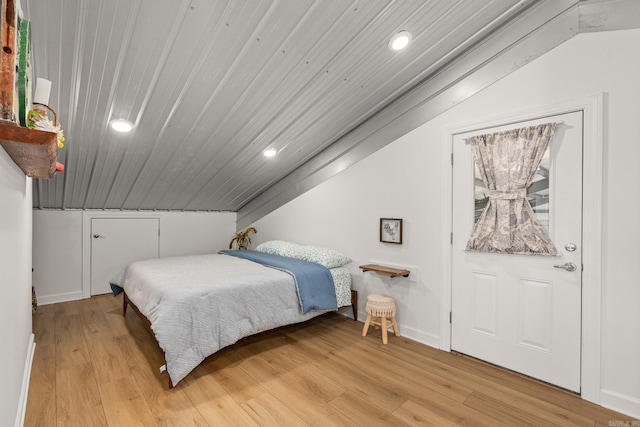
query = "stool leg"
xmin=362 ymin=313 xmax=372 ymax=337
xmin=373 ymin=317 xmax=380 ymax=330
xmin=391 ymin=316 xmax=400 ymax=336
xmin=381 ymin=317 xmax=388 ymax=344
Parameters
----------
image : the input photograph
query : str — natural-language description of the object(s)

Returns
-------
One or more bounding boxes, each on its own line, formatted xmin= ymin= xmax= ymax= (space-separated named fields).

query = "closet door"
xmin=90 ymin=218 xmax=159 ymax=295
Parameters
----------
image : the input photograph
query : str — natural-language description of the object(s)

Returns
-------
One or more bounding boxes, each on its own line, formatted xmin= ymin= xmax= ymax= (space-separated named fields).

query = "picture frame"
xmin=380 ymin=218 xmax=403 ymax=244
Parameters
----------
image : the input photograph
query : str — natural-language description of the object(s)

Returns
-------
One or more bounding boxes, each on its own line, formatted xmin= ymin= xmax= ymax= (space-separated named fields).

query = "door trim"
xmin=441 ymin=93 xmax=603 ymax=404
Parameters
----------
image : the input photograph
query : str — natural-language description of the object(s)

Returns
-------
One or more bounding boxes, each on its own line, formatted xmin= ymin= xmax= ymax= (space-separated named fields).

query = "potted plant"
xmin=228 ymin=227 xmax=257 ymax=250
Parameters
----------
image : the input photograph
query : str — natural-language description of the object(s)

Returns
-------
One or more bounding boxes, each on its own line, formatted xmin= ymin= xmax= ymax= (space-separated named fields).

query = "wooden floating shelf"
xmin=359 ymin=264 xmax=410 ymax=278
xmin=0 ymin=121 xmax=61 ymax=179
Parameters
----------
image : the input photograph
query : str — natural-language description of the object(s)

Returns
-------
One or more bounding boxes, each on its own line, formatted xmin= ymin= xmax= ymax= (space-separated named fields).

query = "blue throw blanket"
xmin=220 ymin=250 xmax=337 ymax=313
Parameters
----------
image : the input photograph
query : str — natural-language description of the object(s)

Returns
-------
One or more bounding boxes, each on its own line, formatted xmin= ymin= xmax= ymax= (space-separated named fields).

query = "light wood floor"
xmin=26 ymin=295 xmax=634 ymax=426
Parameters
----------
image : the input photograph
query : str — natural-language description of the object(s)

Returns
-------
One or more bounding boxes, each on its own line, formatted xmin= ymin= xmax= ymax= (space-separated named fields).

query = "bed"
xmin=109 ymin=243 xmax=355 ymax=387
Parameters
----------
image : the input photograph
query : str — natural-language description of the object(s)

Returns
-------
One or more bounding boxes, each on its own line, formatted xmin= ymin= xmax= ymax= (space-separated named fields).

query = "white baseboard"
xmin=601 ymin=389 xmax=640 ymax=420
xmin=15 ymin=334 xmax=35 ymax=427
xmin=399 ymin=324 xmax=441 ymax=349
xmin=36 ymin=290 xmax=84 ymax=306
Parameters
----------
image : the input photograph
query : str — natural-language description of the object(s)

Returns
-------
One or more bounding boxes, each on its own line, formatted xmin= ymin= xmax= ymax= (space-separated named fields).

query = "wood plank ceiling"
xmin=24 ymin=0 xmax=539 ymax=212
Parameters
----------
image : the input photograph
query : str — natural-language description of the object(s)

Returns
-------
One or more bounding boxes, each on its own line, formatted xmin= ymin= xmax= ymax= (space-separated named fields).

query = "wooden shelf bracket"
xmin=0 ymin=121 xmax=61 ymax=178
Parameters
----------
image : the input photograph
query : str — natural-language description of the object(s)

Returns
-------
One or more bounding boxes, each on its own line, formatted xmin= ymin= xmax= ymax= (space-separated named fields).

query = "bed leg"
xmin=122 ymin=293 xmax=128 ymax=317
xmin=161 ymin=364 xmax=175 ymax=388
xmin=351 ymin=290 xmax=358 ymax=321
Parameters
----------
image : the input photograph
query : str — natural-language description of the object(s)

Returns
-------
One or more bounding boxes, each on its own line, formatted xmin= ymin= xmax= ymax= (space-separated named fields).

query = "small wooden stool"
xmin=361 ymin=294 xmax=400 ymax=344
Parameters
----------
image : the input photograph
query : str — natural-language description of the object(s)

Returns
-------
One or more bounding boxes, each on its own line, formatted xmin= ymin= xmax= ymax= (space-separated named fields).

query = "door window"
xmin=473 ymin=146 xmax=550 ymax=234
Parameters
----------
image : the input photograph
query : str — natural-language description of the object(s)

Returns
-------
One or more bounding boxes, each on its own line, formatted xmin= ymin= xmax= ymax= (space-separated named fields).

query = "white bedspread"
xmin=110 ymin=253 xmax=330 ymax=385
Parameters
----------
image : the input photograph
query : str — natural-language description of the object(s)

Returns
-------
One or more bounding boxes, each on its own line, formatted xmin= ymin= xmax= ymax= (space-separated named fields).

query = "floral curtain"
xmin=465 ymin=123 xmax=558 ymax=255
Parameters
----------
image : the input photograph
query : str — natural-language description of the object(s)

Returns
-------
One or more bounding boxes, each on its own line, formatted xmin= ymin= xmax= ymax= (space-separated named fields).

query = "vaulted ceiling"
xmin=24 ymin=0 xmax=547 ymax=213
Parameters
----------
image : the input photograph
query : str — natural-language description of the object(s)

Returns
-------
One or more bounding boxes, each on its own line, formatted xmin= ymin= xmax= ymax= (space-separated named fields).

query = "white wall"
xmin=33 ymin=210 xmax=83 ymax=303
xmin=0 ymin=148 xmax=34 ymax=426
xmin=251 ymin=29 xmax=640 ymax=418
xmin=33 ymin=210 xmax=236 ymax=304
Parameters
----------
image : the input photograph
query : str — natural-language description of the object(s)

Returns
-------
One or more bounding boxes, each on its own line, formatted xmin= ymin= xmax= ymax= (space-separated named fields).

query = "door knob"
xmin=553 ymin=262 xmax=577 ymax=272
xmin=93 ymin=234 xmax=104 ymax=238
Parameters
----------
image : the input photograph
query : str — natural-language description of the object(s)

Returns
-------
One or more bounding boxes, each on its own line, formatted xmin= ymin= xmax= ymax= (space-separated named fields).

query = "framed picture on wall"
xmin=380 ymin=218 xmax=403 ymax=244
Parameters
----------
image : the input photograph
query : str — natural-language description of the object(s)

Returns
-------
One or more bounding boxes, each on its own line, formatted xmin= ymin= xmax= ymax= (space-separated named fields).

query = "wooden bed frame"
xmin=121 ymin=289 xmax=358 ymax=388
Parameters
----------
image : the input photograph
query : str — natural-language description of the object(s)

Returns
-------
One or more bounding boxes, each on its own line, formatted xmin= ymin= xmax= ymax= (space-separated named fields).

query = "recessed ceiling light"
xmin=388 ymin=31 xmax=412 ymax=51
xmin=263 ymin=147 xmax=277 ymax=157
xmin=110 ymin=119 xmax=133 ymax=133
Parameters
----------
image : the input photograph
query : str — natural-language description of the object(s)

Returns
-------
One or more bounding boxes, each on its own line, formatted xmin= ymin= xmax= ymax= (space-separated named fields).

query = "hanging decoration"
xmin=27 ymin=78 xmax=65 ymax=148
xmin=465 ymin=123 xmax=558 ymax=255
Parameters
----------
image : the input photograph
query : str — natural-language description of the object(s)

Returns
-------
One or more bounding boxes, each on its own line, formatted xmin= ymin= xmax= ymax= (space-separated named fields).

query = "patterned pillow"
xmin=255 ymin=240 xmax=301 ymax=258
xmin=299 ymin=245 xmax=351 ymax=268
xmin=256 ymin=240 xmax=351 ymax=268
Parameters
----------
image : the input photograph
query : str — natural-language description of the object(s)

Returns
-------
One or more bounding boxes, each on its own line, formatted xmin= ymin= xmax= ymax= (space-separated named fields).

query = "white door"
xmin=91 ymin=218 xmax=160 ymax=295
xmin=451 ymin=111 xmax=583 ymax=392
